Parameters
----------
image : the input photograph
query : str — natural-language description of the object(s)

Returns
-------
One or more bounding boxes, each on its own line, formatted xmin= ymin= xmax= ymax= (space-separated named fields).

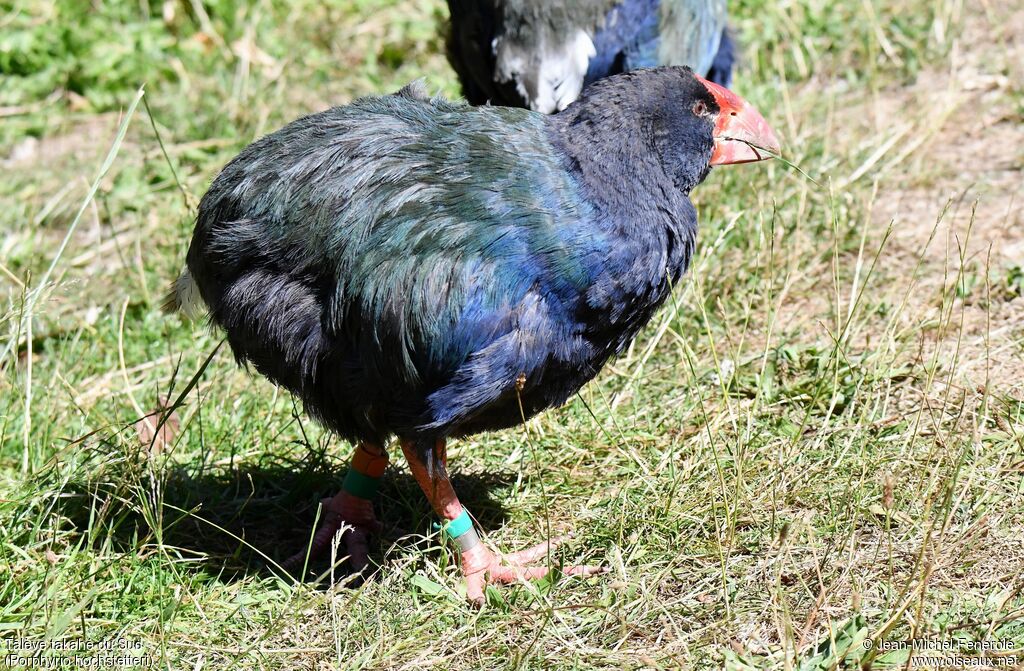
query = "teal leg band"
xmin=342 ymin=469 xmax=380 ymax=499
xmin=441 ymin=509 xmax=473 ymax=540
xmin=432 ymin=510 xmax=480 ymax=550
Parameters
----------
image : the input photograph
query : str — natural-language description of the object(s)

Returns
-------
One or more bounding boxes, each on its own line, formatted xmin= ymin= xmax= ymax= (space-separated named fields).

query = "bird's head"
xmin=646 ymin=67 xmax=780 ymax=191
xmin=551 ymin=66 xmax=780 ymax=200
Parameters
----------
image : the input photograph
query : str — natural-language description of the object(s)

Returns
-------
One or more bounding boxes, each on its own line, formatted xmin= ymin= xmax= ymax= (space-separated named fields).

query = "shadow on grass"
xmin=51 ymin=451 xmax=515 ymax=585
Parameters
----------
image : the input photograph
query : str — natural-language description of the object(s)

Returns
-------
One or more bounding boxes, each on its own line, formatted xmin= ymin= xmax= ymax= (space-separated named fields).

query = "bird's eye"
xmin=692 ymin=101 xmax=709 ymax=117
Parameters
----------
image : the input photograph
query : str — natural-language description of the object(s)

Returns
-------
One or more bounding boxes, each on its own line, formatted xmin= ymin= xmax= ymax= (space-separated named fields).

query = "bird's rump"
xmin=448 ymin=0 xmax=616 ymax=112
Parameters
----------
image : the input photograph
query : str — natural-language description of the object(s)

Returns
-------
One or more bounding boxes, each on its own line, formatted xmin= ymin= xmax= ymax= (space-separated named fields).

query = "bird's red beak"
xmin=697 ymin=75 xmax=781 ymax=166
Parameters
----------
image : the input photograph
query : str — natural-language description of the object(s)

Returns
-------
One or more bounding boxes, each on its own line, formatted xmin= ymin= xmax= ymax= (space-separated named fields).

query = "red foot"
xmin=284 ymin=492 xmax=381 ymax=573
xmin=460 ymin=535 xmax=606 ymax=606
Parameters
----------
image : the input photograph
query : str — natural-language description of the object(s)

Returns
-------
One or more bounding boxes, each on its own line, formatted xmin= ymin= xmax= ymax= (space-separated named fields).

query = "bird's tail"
xmin=162 ymin=268 xmax=206 ymax=319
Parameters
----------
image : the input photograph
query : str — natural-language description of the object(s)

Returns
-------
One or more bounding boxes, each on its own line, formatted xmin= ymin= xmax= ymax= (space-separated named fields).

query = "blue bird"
xmin=166 ymin=67 xmax=778 ymax=605
xmin=447 ymin=0 xmax=734 ymax=112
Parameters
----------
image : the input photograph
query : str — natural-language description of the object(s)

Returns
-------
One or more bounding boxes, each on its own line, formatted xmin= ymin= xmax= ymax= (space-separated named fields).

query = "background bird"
xmin=166 ymin=66 xmax=778 ymax=605
xmin=446 ymin=0 xmax=733 ymax=112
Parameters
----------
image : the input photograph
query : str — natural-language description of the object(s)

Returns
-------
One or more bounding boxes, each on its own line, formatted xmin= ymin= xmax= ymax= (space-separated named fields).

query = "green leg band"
xmin=435 ymin=510 xmax=480 ymax=551
xmin=439 ymin=509 xmax=473 ymax=540
xmin=342 ymin=469 xmax=380 ymax=499
xmin=444 ymin=509 xmax=473 ymax=539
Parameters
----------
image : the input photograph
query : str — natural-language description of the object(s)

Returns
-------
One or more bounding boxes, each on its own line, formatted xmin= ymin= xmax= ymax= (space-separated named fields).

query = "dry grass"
xmin=1 ymin=0 xmax=1023 ymax=669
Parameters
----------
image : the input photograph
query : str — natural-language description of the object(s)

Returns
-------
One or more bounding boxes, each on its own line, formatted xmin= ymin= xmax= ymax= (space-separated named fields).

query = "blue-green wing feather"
xmin=189 ymin=84 xmax=610 ymax=440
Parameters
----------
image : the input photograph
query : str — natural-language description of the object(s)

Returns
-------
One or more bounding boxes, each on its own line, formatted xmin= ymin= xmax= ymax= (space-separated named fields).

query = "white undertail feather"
xmin=162 ymin=268 xmax=206 ymax=319
xmin=494 ymin=28 xmax=596 ymax=113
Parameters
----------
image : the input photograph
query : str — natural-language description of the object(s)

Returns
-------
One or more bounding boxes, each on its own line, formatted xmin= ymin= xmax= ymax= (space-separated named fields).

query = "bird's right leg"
xmin=401 ymin=438 xmax=604 ymax=606
xmin=284 ymin=441 xmax=388 ymax=573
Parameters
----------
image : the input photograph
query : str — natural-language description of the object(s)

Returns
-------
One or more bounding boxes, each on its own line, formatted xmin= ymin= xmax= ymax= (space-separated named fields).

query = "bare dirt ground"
xmin=870 ymin=4 xmax=1024 ymax=391
xmin=768 ymin=3 xmax=1024 ymax=397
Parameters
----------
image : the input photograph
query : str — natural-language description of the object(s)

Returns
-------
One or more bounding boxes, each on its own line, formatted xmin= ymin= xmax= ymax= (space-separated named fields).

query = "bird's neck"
xmin=544 ymin=99 xmax=694 ymax=229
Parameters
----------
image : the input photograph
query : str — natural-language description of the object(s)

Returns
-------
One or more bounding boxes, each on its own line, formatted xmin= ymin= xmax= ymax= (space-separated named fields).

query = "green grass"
xmin=2 ymin=0 xmax=1023 ymax=669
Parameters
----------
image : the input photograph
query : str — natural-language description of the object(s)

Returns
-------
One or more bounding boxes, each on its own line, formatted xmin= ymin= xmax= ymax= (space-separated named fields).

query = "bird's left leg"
xmin=284 ymin=441 xmax=388 ymax=573
xmin=401 ymin=438 xmax=604 ymax=606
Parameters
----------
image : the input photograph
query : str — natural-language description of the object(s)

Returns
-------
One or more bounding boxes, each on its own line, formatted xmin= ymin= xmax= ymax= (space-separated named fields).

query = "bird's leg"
xmin=284 ymin=441 xmax=388 ymax=573
xmin=400 ymin=438 xmax=605 ymax=606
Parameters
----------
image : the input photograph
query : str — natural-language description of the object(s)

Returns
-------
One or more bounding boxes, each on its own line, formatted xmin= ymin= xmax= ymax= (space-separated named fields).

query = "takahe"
xmin=447 ymin=0 xmax=734 ymax=112
xmin=166 ymin=67 xmax=778 ymax=605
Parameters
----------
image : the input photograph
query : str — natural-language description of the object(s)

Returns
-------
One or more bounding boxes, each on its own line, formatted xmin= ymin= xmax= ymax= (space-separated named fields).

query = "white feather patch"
xmin=495 ymin=28 xmax=596 ymax=113
xmin=173 ymin=268 xmax=206 ymax=320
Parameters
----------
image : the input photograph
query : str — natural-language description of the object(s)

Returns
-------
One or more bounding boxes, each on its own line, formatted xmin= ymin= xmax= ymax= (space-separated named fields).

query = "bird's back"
xmin=587 ymin=0 xmax=732 ymax=86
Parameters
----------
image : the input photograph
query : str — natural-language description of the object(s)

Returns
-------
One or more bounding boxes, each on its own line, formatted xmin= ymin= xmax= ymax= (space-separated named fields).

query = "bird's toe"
xmin=458 ymin=538 xmax=605 ymax=604
xmin=502 ymin=533 xmax=574 ymax=564
xmin=283 ymin=492 xmax=382 ymax=575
